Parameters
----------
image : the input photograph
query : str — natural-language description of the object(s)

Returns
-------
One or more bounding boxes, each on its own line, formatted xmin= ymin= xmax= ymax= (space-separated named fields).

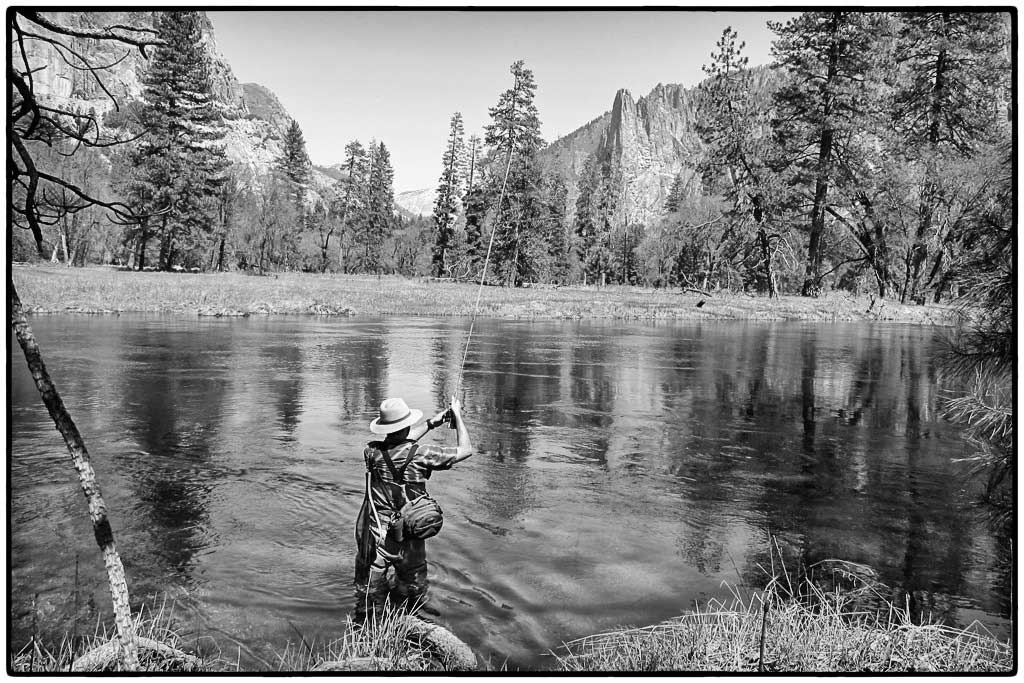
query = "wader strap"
xmin=380 ymin=443 xmax=417 ymax=507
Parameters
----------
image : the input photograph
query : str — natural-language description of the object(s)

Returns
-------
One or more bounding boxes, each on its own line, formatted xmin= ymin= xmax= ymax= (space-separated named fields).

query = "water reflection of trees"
xmin=453 ymin=322 xmax=566 ymax=521
xmin=263 ymin=341 xmax=303 ymax=439
xmin=328 ymin=323 xmax=389 ymax=418
xmin=418 ymin=319 xmax=1008 ymax=626
xmin=623 ymin=323 xmax=1008 ymax=626
xmin=117 ymin=324 xmax=227 ymax=583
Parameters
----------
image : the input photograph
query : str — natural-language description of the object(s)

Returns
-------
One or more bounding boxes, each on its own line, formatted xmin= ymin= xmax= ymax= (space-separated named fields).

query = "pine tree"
xmin=462 ymin=178 xmax=490 ymax=274
xmin=697 ymin=26 xmax=782 ymax=297
xmin=462 ymin=137 xmax=487 ymax=270
xmin=465 ymin=134 xmax=482 ymax=196
xmin=573 ymin=155 xmax=617 ymax=286
xmin=892 ymin=11 xmax=1010 ymax=303
xmin=663 ymin=173 xmax=688 ymax=214
xmin=135 ymin=10 xmax=228 ymax=271
xmin=334 ymin=140 xmax=368 ymax=272
xmin=278 ymin=119 xmax=311 ymax=212
xmin=360 ymin=141 xmax=395 ymax=273
xmin=432 ymin=112 xmax=466 ymax=276
xmin=770 ymin=12 xmax=876 ymax=296
xmin=484 ymin=60 xmax=545 ymax=286
xmin=543 ymin=174 xmax=571 ymax=284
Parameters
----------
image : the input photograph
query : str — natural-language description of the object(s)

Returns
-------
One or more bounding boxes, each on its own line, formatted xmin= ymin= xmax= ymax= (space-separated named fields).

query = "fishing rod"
xmin=451 ymin=140 xmax=516 ymax=408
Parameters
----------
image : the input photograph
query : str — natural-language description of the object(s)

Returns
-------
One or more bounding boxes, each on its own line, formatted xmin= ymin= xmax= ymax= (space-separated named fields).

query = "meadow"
xmin=13 ymin=264 xmax=954 ymax=324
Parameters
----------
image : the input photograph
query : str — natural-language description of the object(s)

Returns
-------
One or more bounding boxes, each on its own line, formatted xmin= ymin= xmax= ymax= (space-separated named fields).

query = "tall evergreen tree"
xmin=278 ymin=119 xmax=311 ymax=213
xmin=697 ymin=26 xmax=782 ymax=297
xmin=663 ymin=172 xmax=689 ymax=214
xmin=543 ymin=174 xmax=571 ymax=284
xmin=462 ymin=179 xmax=490 ymax=274
xmin=464 ymin=134 xmax=482 ymax=196
xmin=432 ymin=112 xmax=466 ymax=276
xmin=358 ymin=141 xmax=395 ymax=273
xmin=334 ymin=140 xmax=368 ymax=272
xmin=770 ymin=12 xmax=876 ymax=296
xmin=484 ymin=60 xmax=545 ymax=286
xmin=573 ymin=155 xmax=618 ymax=286
xmin=134 ymin=10 xmax=228 ymax=271
xmin=462 ymin=137 xmax=487 ymax=271
xmin=892 ymin=11 xmax=1010 ymax=302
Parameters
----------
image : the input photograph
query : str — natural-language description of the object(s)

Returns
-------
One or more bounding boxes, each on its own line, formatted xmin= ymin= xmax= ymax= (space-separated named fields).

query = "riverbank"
xmin=554 ymin=570 xmax=1013 ymax=673
xmin=12 ymin=263 xmax=955 ymax=323
xmin=11 ymin=576 xmax=1011 ymax=673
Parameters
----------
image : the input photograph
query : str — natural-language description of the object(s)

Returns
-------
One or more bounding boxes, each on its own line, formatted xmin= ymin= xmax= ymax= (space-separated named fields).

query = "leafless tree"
xmin=9 ymin=10 xmax=163 ymax=670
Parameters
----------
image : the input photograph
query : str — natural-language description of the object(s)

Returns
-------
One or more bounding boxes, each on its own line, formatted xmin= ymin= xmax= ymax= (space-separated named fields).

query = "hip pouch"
xmin=398 ymin=494 xmax=444 ymax=540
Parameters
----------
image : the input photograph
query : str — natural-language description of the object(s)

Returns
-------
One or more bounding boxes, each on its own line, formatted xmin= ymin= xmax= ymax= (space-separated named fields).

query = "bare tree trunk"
xmin=9 ymin=281 xmax=139 ymax=670
xmin=61 ymin=230 xmax=71 ymax=268
xmin=216 ymin=235 xmax=227 ymax=272
xmin=136 ymin=235 xmax=148 ymax=271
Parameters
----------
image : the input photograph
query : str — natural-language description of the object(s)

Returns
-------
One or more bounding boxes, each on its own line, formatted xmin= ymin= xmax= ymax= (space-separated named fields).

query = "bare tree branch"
xmin=19 ymin=11 xmax=161 ymax=57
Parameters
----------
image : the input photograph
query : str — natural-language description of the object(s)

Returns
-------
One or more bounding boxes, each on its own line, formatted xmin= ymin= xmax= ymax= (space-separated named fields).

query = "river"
xmin=9 ymin=315 xmax=1011 ymax=669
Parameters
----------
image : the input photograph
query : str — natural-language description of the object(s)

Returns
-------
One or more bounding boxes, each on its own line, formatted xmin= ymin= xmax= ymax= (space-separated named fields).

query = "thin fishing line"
xmin=455 ymin=143 xmax=515 ymax=398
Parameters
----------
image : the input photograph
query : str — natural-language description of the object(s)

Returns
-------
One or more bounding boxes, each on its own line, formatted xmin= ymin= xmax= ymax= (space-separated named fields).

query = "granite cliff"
xmin=395 ymin=81 xmax=712 ymax=225
xmin=22 ymin=11 xmax=330 ymax=188
xmin=539 ymin=82 xmax=705 ymax=226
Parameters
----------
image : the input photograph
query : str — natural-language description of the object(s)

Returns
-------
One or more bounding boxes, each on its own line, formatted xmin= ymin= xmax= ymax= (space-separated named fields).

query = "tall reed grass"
xmin=553 ymin=549 xmax=1012 ymax=673
xmin=9 ymin=600 xmax=200 ymax=673
xmin=10 ymin=599 xmax=465 ymax=673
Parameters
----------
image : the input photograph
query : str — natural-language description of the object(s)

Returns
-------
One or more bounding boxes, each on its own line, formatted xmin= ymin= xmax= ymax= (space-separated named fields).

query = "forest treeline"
xmin=12 ymin=11 xmax=1012 ymax=306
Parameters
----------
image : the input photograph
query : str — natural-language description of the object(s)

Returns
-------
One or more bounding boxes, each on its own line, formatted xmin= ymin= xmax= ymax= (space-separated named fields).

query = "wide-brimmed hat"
xmin=369 ymin=397 xmax=423 ymax=435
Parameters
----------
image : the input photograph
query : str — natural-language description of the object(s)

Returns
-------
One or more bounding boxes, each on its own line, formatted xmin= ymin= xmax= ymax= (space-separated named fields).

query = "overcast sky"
xmin=207 ymin=10 xmax=796 ymax=192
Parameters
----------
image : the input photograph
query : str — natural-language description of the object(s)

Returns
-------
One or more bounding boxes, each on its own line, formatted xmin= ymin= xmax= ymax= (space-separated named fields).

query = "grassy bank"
xmin=12 ymin=263 xmax=953 ymax=323
xmin=10 ymin=602 xmax=470 ymax=673
xmin=12 ymin=576 xmax=1011 ymax=673
xmin=554 ymin=569 xmax=1012 ymax=673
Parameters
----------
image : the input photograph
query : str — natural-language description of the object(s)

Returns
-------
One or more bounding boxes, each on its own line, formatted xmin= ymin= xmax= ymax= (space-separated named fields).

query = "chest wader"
xmin=354 ymin=443 xmax=428 ymax=618
xmin=378 ymin=444 xmax=431 ymax=605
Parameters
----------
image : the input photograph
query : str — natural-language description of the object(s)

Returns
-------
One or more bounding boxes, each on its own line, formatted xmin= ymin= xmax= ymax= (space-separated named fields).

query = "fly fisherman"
xmin=354 ymin=396 xmax=473 ymax=619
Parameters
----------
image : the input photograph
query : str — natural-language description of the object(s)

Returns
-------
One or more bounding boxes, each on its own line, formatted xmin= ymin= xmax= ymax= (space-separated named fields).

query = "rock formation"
xmin=397 ymin=80 xmax=718 ymax=226
xmin=20 ymin=10 xmax=331 ymax=189
xmin=540 ymin=82 xmax=705 ymax=226
xmin=394 ymin=188 xmax=436 ymax=219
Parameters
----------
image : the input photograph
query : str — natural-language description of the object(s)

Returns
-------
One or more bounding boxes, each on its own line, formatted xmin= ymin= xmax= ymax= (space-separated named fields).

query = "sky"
xmin=208 ymin=10 xmax=796 ymax=193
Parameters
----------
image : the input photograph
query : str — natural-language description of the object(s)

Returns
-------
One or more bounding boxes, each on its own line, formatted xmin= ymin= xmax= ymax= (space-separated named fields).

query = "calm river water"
xmin=9 ymin=315 xmax=1011 ymax=669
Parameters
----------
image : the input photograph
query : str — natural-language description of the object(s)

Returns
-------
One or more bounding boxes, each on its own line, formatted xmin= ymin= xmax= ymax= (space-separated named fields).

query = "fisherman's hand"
xmin=448 ymin=397 xmax=462 ymax=428
xmin=427 ymin=409 xmax=448 ymax=430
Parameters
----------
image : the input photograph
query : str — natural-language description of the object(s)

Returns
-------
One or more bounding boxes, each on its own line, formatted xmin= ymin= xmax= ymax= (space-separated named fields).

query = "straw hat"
xmin=369 ymin=397 xmax=423 ymax=435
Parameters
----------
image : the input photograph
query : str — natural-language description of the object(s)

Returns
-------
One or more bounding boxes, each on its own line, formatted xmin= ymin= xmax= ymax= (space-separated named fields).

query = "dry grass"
xmin=9 ymin=598 xmax=468 ymax=673
xmin=13 ymin=263 xmax=953 ymax=323
xmin=553 ymin=553 xmax=1013 ymax=673
xmin=9 ymin=601 xmax=201 ymax=673
xmin=272 ymin=601 xmax=455 ymax=672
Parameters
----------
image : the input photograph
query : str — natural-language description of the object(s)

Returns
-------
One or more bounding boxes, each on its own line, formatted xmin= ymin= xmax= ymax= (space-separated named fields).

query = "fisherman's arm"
xmin=449 ymin=398 xmax=473 ymax=463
